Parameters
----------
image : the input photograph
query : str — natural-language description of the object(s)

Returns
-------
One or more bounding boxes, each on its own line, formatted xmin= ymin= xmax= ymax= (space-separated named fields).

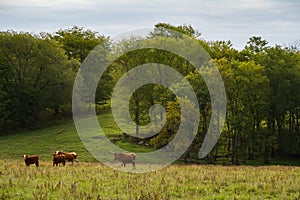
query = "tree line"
xmin=0 ymin=24 xmax=299 ymax=164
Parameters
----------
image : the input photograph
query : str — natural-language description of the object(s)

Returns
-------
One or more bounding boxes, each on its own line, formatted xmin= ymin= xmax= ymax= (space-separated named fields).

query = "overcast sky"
xmin=0 ymin=0 xmax=299 ymax=49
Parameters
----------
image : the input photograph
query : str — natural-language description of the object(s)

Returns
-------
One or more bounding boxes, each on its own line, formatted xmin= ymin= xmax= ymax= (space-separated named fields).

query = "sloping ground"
xmin=0 ymin=113 xmax=155 ymax=163
xmin=0 ymin=119 xmax=94 ymax=162
xmin=1 ymin=112 xmax=299 ymax=166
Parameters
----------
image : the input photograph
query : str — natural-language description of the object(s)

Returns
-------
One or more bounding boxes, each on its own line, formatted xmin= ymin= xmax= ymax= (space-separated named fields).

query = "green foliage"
xmin=151 ymin=22 xmax=201 ymax=39
xmin=0 ymin=24 xmax=299 ymax=165
xmin=245 ymin=36 xmax=269 ymax=53
xmin=52 ymin=26 xmax=108 ymax=63
xmin=207 ymin=40 xmax=239 ymax=61
xmin=0 ymin=31 xmax=76 ymax=131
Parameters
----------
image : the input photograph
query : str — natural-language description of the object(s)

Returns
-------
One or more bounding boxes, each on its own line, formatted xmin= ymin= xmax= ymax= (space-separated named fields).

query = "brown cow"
xmin=113 ymin=152 xmax=136 ymax=167
xmin=52 ymin=154 xmax=66 ymax=166
xmin=54 ymin=151 xmax=78 ymax=165
xmin=22 ymin=155 xmax=39 ymax=167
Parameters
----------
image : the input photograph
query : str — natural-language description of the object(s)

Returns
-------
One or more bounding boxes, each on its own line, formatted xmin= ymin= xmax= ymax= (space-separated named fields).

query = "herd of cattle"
xmin=21 ymin=152 xmax=136 ymax=168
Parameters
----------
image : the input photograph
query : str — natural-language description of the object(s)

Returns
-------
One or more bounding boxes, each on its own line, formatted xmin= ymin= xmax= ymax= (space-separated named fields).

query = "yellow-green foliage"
xmin=0 ymin=160 xmax=299 ymax=199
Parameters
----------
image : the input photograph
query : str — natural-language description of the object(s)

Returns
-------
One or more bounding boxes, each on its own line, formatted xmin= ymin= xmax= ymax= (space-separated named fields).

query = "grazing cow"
xmin=52 ymin=154 xmax=66 ymax=166
xmin=113 ymin=152 xmax=136 ymax=167
xmin=22 ymin=155 xmax=39 ymax=167
xmin=54 ymin=151 xmax=78 ymax=165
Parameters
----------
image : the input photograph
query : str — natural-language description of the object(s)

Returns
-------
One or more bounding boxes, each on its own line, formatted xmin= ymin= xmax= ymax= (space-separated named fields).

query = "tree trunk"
xmin=135 ymin=98 xmax=139 ymax=136
xmin=296 ymin=113 xmax=299 ymax=133
xmin=264 ymin=144 xmax=270 ymax=164
xmin=214 ymin=144 xmax=218 ymax=162
xmin=231 ymin=130 xmax=238 ymax=164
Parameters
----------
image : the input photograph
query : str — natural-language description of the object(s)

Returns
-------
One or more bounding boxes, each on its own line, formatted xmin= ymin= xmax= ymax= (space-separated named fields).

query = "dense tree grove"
xmin=0 ymin=24 xmax=299 ymax=164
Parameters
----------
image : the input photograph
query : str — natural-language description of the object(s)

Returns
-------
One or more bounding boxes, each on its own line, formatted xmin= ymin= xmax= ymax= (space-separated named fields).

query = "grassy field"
xmin=0 ymin=113 xmax=299 ymax=199
xmin=0 ymin=160 xmax=299 ymax=199
xmin=1 ymin=112 xmax=298 ymax=165
xmin=0 ymin=113 xmax=156 ymax=162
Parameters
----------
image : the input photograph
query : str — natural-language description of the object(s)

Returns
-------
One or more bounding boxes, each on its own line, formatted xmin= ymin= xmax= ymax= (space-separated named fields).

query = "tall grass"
xmin=0 ymin=160 xmax=299 ymax=199
xmin=0 ymin=113 xmax=299 ymax=199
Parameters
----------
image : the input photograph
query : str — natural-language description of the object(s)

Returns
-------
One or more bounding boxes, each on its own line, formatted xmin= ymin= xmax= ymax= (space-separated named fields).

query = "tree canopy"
xmin=0 ymin=24 xmax=299 ymax=164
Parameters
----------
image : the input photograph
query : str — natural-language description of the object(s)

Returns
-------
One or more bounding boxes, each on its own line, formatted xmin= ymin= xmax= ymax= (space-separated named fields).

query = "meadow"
xmin=0 ymin=160 xmax=299 ymax=199
xmin=0 ymin=113 xmax=299 ymax=199
xmin=0 ymin=113 xmax=150 ymax=163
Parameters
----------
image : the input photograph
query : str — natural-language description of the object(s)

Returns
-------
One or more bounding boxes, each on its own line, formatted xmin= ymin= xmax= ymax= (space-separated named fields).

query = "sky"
xmin=0 ymin=0 xmax=299 ymax=49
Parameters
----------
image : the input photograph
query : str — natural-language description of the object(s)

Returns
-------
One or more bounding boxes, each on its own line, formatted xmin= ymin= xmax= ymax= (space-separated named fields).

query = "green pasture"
xmin=0 ymin=161 xmax=299 ymax=199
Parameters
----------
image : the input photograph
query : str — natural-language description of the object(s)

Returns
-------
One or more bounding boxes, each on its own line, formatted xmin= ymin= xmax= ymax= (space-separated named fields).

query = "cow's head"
xmin=22 ymin=155 xmax=27 ymax=160
xmin=54 ymin=151 xmax=61 ymax=155
xmin=114 ymin=153 xmax=119 ymax=161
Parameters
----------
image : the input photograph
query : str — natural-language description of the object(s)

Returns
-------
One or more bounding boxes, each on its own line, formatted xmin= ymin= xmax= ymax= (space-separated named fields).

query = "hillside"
xmin=0 ymin=113 xmax=156 ymax=163
xmin=1 ymin=112 xmax=299 ymax=166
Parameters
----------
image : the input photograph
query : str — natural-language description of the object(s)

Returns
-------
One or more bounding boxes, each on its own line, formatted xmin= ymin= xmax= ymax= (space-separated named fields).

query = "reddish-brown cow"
xmin=54 ymin=151 xmax=78 ymax=165
xmin=22 ymin=155 xmax=39 ymax=167
xmin=114 ymin=152 xmax=136 ymax=167
xmin=52 ymin=154 xmax=66 ymax=166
